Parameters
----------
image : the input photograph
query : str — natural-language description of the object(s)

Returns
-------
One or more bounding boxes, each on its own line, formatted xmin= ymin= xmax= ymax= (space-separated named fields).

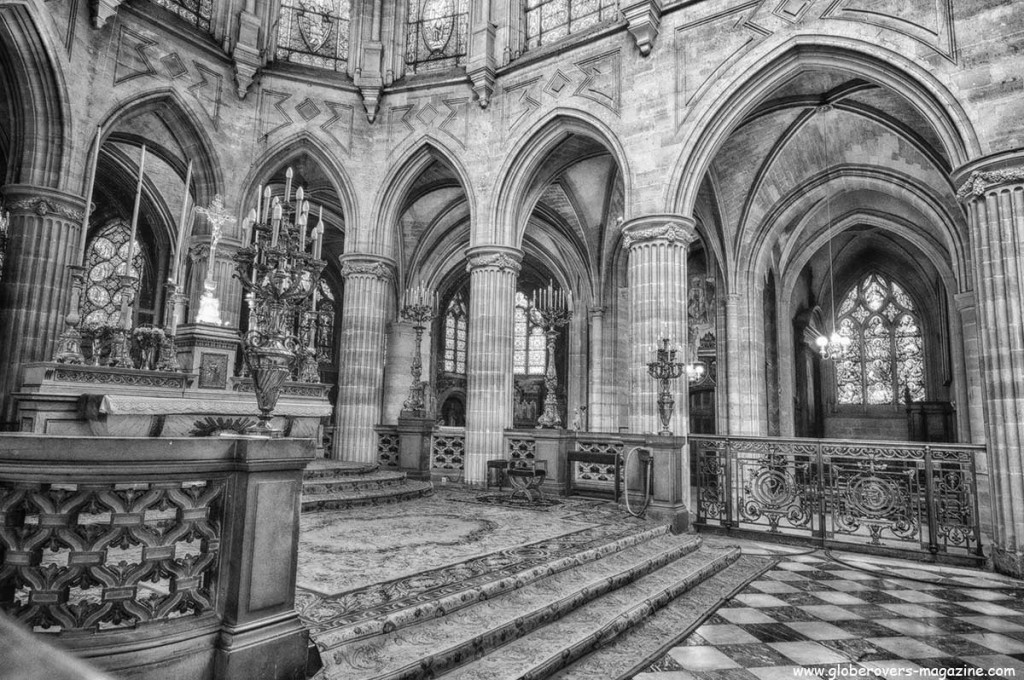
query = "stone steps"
xmin=312 ymin=532 xmax=741 ymax=680
xmin=301 ymin=459 xmax=433 ymax=512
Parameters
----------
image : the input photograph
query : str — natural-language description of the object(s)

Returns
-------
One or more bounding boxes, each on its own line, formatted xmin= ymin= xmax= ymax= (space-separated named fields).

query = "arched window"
xmin=834 ymin=273 xmax=925 ymax=406
xmin=513 ymin=291 xmax=546 ymax=375
xmin=405 ymin=0 xmax=469 ymax=74
xmin=443 ymin=292 xmax=467 ymax=374
xmin=149 ymin=0 xmax=212 ymax=31
xmin=524 ymin=0 xmax=619 ymax=51
xmin=276 ymin=0 xmax=351 ymax=72
xmin=82 ymin=220 xmax=145 ymax=327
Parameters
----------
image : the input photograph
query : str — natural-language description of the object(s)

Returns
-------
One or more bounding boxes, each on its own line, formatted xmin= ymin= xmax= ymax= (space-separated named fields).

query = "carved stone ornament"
xmin=622 ymin=221 xmax=696 ymax=249
xmin=7 ymin=196 xmax=84 ymax=222
xmin=466 ymin=253 xmax=522 ymax=274
xmin=339 ymin=260 xmax=395 ymax=282
xmin=956 ymin=167 xmax=1024 ymax=202
xmin=993 ymin=545 xmax=1024 ymax=580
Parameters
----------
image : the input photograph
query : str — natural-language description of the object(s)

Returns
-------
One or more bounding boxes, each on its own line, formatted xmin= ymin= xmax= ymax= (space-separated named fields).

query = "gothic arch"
xmin=368 ymin=136 xmax=474 ymax=264
xmin=0 ymin=2 xmax=69 ymax=189
xmin=97 ymin=89 xmax=224 ymax=205
xmin=668 ymin=37 xmax=981 ymax=219
xmin=491 ymin=108 xmax=632 ymax=249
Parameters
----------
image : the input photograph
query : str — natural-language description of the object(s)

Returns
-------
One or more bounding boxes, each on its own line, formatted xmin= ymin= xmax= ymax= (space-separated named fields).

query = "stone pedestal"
xmin=954 ymin=150 xmax=1024 ymax=578
xmin=638 ymin=434 xmax=690 ymax=533
xmin=464 ymin=246 xmax=522 ymax=485
xmin=397 ymin=414 xmax=434 ymax=479
xmin=622 ymin=216 xmax=697 ymax=435
xmin=0 ymin=185 xmax=85 ymax=422
xmin=176 ymin=323 xmax=241 ymax=390
xmin=336 ymin=254 xmax=395 ymax=462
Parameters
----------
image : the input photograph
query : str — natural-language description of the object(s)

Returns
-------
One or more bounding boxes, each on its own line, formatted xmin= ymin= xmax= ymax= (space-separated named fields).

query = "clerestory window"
xmin=405 ymin=0 xmax=469 ymax=74
xmin=443 ymin=292 xmax=468 ymax=374
xmin=82 ymin=220 xmax=145 ymax=328
xmin=149 ymin=0 xmax=212 ymax=31
xmin=276 ymin=0 xmax=351 ymax=72
xmin=524 ymin=0 xmax=619 ymax=51
xmin=834 ymin=273 xmax=925 ymax=406
xmin=513 ymin=291 xmax=546 ymax=375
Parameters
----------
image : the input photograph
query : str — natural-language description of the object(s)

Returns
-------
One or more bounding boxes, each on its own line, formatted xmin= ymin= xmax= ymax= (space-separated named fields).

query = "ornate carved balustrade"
xmin=0 ymin=434 xmax=315 ymax=679
xmin=692 ymin=435 xmax=985 ymax=564
xmin=431 ymin=429 xmax=466 ymax=473
xmin=376 ymin=427 xmax=400 ymax=468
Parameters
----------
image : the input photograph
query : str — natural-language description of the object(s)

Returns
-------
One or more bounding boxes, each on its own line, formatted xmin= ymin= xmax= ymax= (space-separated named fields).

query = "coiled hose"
xmin=623 ymin=446 xmax=654 ymax=517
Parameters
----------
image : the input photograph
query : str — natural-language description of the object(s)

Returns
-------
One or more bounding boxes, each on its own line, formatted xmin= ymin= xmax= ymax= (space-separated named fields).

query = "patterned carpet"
xmin=637 ymin=545 xmax=1024 ymax=679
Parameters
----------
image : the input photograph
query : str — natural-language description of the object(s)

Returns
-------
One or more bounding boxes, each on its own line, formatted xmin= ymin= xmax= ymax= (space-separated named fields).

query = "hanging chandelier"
xmin=813 ymin=104 xmax=850 ymax=361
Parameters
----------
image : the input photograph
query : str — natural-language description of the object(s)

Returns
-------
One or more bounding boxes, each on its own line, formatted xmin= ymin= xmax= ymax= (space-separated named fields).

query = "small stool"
xmin=508 ymin=461 xmax=547 ymax=502
xmin=486 ymin=460 xmax=509 ymax=490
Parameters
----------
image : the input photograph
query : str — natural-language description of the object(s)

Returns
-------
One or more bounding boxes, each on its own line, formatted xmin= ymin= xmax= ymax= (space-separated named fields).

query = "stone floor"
xmin=636 ymin=541 xmax=1024 ymax=679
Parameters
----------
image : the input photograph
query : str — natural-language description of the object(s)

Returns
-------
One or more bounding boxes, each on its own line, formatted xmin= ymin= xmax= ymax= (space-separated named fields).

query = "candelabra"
xmin=647 ymin=337 xmax=685 ymax=435
xmin=531 ymin=282 xmax=572 ymax=428
xmin=232 ymin=180 xmax=325 ymax=437
xmin=400 ymin=284 xmax=436 ymax=415
xmin=52 ymin=265 xmax=87 ymax=364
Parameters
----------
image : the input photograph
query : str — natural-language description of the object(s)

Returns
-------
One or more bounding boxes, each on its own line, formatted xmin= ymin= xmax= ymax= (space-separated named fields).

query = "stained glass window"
xmin=834 ymin=273 xmax=925 ymax=406
xmin=149 ymin=0 xmax=212 ymax=31
xmin=82 ymin=220 xmax=145 ymax=328
xmin=316 ymin=279 xmax=336 ymax=363
xmin=0 ymin=207 xmax=8 ymax=283
xmin=443 ymin=292 xmax=468 ymax=374
xmin=405 ymin=0 xmax=469 ymax=74
xmin=524 ymin=0 xmax=619 ymax=51
xmin=276 ymin=0 xmax=351 ymax=72
xmin=513 ymin=291 xmax=547 ymax=375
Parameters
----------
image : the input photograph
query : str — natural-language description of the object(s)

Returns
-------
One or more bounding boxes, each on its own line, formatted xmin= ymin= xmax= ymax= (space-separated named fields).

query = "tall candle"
xmin=77 ymin=124 xmax=103 ymax=266
xmin=170 ymin=158 xmax=193 ymax=286
xmin=262 ymin=185 xmax=272 ymax=222
xmin=271 ymin=200 xmax=282 ymax=246
xmin=284 ymin=167 xmax=293 ymax=204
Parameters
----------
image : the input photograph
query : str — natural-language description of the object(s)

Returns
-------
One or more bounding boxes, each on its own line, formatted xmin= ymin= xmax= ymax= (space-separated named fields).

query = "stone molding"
xmin=465 ymin=245 xmax=523 ymax=274
xmin=956 ymin=167 xmax=1024 ymax=202
xmin=338 ymin=253 xmax=397 ymax=282
xmin=622 ymin=0 xmax=663 ymax=57
xmin=622 ymin=215 xmax=697 ymax=249
xmin=1 ymin=186 xmax=86 ymax=222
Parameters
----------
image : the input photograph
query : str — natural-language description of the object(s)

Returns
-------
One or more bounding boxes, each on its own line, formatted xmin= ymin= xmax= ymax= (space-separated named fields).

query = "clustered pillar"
xmin=0 ymin=185 xmax=85 ymax=423
xmin=464 ymin=245 xmax=522 ymax=485
xmin=955 ymin=153 xmax=1024 ymax=578
xmin=623 ymin=215 xmax=697 ymax=435
xmin=335 ymin=253 xmax=396 ymax=463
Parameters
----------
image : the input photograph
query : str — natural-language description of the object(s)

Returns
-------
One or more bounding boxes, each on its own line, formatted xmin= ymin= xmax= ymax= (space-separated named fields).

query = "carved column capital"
xmin=953 ymin=150 xmax=1024 ymax=202
xmin=338 ymin=253 xmax=397 ymax=282
xmin=465 ymin=245 xmax=523 ymax=274
xmin=621 ymin=0 xmax=663 ymax=57
xmin=622 ymin=214 xmax=697 ymax=249
xmin=1 ymin=185 xmax=86 ymax=222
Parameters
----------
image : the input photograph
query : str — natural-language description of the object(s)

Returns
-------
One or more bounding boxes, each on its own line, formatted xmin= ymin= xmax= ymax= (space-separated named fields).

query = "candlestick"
xmin=262 ymin=185 xmax=272 ymax=222
xmin=169 ymin=159 xmax=193 ymax=286
xmin=255 ymin=183 xmax=262 ymax=225
xmin=271 ymin=199 xmax=282 ymax=246
xmin=284 ymin=167 xmax=293 ymax=204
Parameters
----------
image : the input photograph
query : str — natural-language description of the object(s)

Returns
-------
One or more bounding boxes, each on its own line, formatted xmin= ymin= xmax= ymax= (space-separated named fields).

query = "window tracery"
xmin=316 ymin=279 xmax=336 ymax=364
xmin=513 ymin=291 xmax=546 ymax=375
xmin=82 ymin=220 xmax=145 ymax=328
xmin=276 ymin=0 xmax=351 ymax=72
xmin=405 ymin=0 xmax=469 ymax=74
xmin=149 ymin=0 xmax=212 ymax=31
xmin=834 ymin=273 xmax=925 ymax=406
xmin=443 ymin=292 xmax=467 ymax=374
xmin=524 ymin=0 xmax=619 ymax=51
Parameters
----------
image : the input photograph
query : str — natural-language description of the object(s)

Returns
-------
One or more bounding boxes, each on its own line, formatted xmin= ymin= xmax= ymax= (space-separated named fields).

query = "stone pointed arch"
xmin=668 ymin=36 xmax=981 ymax=219
xmin=0 ymin=2 xmax=70 ymax=189
xmin=368 ymin=135 xmax=475 ymax=261
xmin=97 ymin=88 xmax=224 ymax=206
xmin=242 ymin=131 xmax=358 ymax=234
xmin=491 ymin=108 xmax=632 ymax=249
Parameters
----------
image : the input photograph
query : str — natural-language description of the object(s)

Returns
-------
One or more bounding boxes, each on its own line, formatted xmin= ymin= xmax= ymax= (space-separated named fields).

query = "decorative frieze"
xmin=5 ymin=195 xmax=84 ymax=222
xmin=338 ymin=254 xmax=396 ymax=282
xmin=232 ymin=378 xmax=329 ymax=399
xmin=46 ymin=363 xmax=196 ymax=389
xmin=465 ymin=247 xmax=523 ymax=274
xmin=622 ymin=217 xmax=698 ymax=249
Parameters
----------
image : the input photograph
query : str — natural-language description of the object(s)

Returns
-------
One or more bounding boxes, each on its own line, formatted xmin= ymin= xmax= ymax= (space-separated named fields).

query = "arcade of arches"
xmin=2 ymin=0 xmax=1024 ymax=593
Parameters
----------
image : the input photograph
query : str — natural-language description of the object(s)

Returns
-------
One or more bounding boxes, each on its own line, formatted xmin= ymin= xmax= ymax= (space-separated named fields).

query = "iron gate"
xmin=692 ymin=435 xmax=985 ymax=563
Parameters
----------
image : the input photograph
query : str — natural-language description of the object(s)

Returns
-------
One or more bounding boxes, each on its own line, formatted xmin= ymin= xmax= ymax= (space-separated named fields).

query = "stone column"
xmin=0 ymin=185 xmax=85 ymax=423
xmin=335 ymin=253 xmax=396 ymax=463
xmin=588 ymin=306 xmax=610 ymax=432
xmin=623 ymin=215 xmax=696 ymax=435
xmin=954 ymin=291 xmax=984 ymax=444
xmin=954 ymin=153 xmax=1024 ymax=578
xmin=464 ymin=245 xmax=522 ymax=485
xmin=724 ymin=292 xmax=762 ymax=435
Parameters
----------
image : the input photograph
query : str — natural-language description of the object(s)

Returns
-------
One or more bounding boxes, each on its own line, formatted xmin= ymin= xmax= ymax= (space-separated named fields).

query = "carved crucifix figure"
xmin=194 ymin=194 xmax=236 ymax=325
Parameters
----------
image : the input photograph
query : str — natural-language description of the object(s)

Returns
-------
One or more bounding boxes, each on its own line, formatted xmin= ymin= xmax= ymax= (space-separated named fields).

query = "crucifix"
xmin=194 ymin=194 xmax=236 ymax=326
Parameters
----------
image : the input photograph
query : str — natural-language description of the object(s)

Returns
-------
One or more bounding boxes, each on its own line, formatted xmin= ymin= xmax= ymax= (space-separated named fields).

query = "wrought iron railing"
xmin=692 ymin=435 xmax=985 ymax=563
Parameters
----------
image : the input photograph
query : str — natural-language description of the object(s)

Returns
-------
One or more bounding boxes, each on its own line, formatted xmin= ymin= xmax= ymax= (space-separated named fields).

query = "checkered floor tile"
xmin=636 ymin=549 xmax=1024 ymax=679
